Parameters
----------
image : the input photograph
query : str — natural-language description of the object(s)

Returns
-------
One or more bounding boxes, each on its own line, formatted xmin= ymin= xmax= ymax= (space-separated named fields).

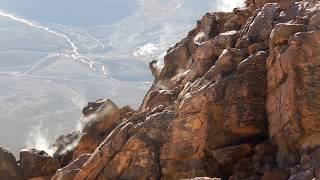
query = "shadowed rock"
xmin=0 ymin=147 xmax=21 ymax=180
xmin=19 ymin=148 xmax=60 ymax=179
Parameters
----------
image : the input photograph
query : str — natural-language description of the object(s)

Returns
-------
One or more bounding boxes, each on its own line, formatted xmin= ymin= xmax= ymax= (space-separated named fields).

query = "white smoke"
xmin=77 ymin=100 xmax=116 ymax=133
xmin=54 ymin=132 xmax=81 ymax=156
xmin=26 ymin=121 xmax=56 ymax=156
xmin=24 ymin=99 xmax=117 ymax=157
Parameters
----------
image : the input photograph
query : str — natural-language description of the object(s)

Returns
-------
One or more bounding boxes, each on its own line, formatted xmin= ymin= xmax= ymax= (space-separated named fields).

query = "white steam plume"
xmin=26 ymin=121 xmax=55 ymax=156
xmin=77 ymin=100 xmax=116 ymax=133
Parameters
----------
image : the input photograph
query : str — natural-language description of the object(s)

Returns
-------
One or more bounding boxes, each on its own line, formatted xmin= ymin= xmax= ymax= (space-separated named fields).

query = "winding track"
xmin=0 ymin=11 xmax=109 ymax=77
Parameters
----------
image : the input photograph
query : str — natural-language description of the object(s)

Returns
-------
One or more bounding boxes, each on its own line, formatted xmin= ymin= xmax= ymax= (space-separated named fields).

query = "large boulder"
xmin=241 ymin=3 xmax=281 ymax=44
xmin=228 ymin=141 xmax=278 ymax=179
xmin=73 ymin=134 xmax=100 ymax=159
xmin=53 ymin=99 xmax=123 ymax=167
xmin=81 ymin=99 xmax=121 ymax=136
xmin=19 ymin=148 xmax=60 ymax=179
xmin=140 ymin=90 xmax=177 ymax=111
xmin=65 ymin=111 xmax=174 ymax=180
xmin=212 ymin=30 xmax=239 ymax=49
xmin=204 ymin=48 xmax=245 ymax=81
xmin=98 ymin=112 xmax=174 ymax=180
xmin=159 ymin=42 xmax=192 ymax=80
xmin=270 ymin=23 xmax=306 ymax=46
xmin=224 ymin=51 xmax=268 ymax=138
xmin=53 ymin=131 xmax=80 ymax=167
xmin=160 ymin=83 xmax=220 ymax=179
xmin=193 ymin=13 xmax=219 ymax=45
xmin=211 ymin=144 xmax=254 ymax=175
xmin=0 ymin=147 xmax=20 ymax=180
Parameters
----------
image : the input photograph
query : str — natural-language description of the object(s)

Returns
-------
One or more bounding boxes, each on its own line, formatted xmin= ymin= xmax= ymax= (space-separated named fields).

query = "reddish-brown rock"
xmin=81 ymin=99 xmax=121 ymax=136
xmin=224 ymin=51 xmax=268 ymax=138
xmin=211 ymin=144 xmax=254 ymax=174
xmin=205 ymin=48 xmax=245 ymax=81
xmin=52 ymin=154 xmax=90 ymax=180
xmin=241 ymin=3 xmax=281 ymax=45
xmin=73 ymin=134 xmax=100 ymax=159
xmin=3 ymin=0 xmax=320 ymax=180
xmin=119 ymin=105 xmax=135 ymax=120
xmin=160 ymin=43 xmax=192 ymax=80
xmin=140 ymin=90 xmax=176 ymax=111
xmin=267 ymin=31 xmax=320 ymax=166
xmin=308 ymin=12 xmax=320 ymax=31
xmin=19 ymin=149 xmax=60 ymax=179
xmin=261 ymin=169 xmax=289 ymax=180
xmin=270 ymin=23 xmax=306 ymax=46
xmin=213 ymin=30 xmax=239 ymax=49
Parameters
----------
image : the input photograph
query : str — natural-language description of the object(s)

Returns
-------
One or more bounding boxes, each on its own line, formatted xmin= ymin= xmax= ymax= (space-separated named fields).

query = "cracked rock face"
xmin=267 ymin=30 xmax=320 ymax=167
xmin=2 ymin=0 xmax=320 ymax=179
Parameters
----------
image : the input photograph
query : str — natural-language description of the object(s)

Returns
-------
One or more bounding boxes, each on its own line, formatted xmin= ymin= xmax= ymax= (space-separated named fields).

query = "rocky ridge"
xmin=1 ymin=0 xmax=320 ymax=179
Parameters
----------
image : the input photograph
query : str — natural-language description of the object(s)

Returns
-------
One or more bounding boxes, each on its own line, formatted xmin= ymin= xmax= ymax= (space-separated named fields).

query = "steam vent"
xmin=1 ymin=0 xmax=320 ymax=179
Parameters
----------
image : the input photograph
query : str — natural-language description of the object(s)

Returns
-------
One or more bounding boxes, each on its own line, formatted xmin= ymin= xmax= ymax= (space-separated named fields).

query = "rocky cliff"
xmin=1 ymin=0 xmax=320 ymax=179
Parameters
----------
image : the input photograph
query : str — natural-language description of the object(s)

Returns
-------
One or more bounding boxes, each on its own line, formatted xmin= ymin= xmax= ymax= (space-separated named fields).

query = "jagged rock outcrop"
xmin=52 ymin=154 xmax=90 ymax=180
xmin=81 ymin=99 xmax=121 ymax=136
xmin=19 ymin=148 xmax=60 ymax=179
xmin=266 ymin=1 xmax=320 ymax=176
xmin=267 ymin=30 xmax=320 ymax=165
xmin=2 ymin=0 xmax=320 ymax=179
xmin=53 ymin=131 xmax=80 ymax=167
xmin=53 ymin=99 xmax=125 ymax=166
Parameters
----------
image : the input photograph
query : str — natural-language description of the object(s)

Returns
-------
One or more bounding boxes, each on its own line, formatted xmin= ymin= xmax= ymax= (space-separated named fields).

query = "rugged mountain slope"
xmin=1 ymin=0 xmax=320 ymax=179
xmin=0 ymin=0 xmax=239 ymax=156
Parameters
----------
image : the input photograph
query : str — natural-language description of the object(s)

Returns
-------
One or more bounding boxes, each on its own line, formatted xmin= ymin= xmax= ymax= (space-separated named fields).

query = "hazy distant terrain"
xmin=0 ymin=0 xmax=243 ymax=155
xmin=0 ymin=0 xmax=139 ymax=26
